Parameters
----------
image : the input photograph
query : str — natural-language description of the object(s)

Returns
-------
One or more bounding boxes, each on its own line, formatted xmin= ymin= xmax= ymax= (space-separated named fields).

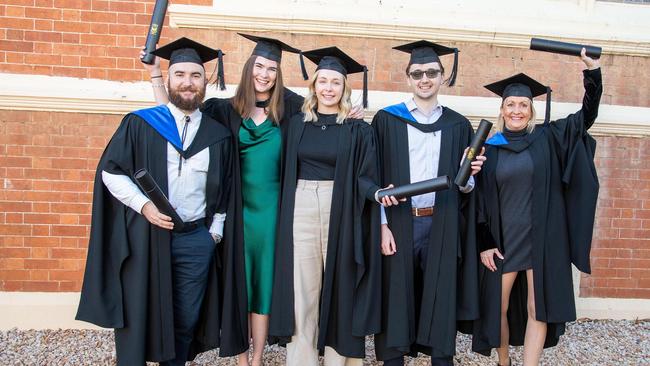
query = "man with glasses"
xmin=372 ymin=40 xmax=484 ymax=366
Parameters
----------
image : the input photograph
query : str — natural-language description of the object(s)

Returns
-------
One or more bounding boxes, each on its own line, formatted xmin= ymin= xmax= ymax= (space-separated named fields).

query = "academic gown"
xmin=268 ymin=114 xmax=382 ymax=358
xmin=200 ymin=87 xmax=304 ymax=356
xmin=76 ymin=106 xmax=232 ymax=365
xmin=471 ymin=68 xmax=602 ymax=355
xmin=371 ymin=105 xmax=480 ymax=360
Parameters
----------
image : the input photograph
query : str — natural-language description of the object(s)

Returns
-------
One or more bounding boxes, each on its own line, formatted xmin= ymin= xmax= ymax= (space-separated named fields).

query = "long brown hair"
xmin=231 ymin=55 xmax=285 ymax=124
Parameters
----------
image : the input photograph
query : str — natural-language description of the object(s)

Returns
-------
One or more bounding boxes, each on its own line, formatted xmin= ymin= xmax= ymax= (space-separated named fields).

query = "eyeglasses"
xmin=409 ymin=69 xmax=442 ymax=80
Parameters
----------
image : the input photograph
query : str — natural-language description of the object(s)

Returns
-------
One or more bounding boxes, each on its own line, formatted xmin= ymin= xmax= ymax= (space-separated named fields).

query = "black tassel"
xmin=544 ymin=86 xmax=552 ymax=124
xmin=299 ymin=52 xmax=308 ymax=81
xmin=448 ymin=48 xmax=459 ymax=86
xmin=217 ymin=49 xmax=226 ymax=91
xmin=362 ymin=66 xmax=368 ymax=109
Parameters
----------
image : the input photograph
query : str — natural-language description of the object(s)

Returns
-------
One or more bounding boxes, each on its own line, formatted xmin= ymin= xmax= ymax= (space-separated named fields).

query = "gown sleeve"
xmin=201 ymin=97 xmax=233 ymax=125
xmin=352 ymin=120 xmax=382 ymax=336
xmin=549 ymin=68 xmax=602 ymax=274
xmin=282 ymin=87 xmax=305 ymax=120
xmin=549 ymin=68 xmax=602 ymax=163
xmin=76 ymin=115 xmax=140 ymax=327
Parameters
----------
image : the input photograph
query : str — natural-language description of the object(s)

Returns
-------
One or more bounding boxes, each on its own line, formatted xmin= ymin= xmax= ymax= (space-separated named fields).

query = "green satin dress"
xmin=239 ymin=117 xmax=281 ymax=314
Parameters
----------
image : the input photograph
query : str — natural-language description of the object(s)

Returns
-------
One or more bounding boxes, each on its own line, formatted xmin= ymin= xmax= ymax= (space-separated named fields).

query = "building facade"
xmin=1 ymin=0 xmax=649 ymax=328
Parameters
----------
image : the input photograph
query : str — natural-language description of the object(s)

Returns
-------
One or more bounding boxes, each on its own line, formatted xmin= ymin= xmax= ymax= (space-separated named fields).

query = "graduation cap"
xmin=393 ymin=40 xmax=459 ymax=86
xmin=484 ymin=73 xmax=552 ymax=124
xmin=152 ymin=37 xmax=227 ymax=90
xmin=238 ymin=33 xmax=308 ymax=80
xmin=302 ymin=46 xmax=369 ymax=108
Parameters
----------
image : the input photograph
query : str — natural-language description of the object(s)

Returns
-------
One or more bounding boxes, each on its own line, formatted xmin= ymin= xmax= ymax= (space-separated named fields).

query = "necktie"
xmin=178 ymin=115 xmax=190 ymax=176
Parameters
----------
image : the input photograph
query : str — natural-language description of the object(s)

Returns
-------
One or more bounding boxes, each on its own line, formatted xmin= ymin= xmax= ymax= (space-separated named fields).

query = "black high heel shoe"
xmin=497 ymin=358 xmax=511 ymax=366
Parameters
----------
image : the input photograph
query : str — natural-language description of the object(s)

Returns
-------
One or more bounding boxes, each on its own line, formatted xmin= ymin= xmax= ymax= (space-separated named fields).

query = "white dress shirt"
xmin=102 ymin=102 xmax=225 ymax=237
xmin=381 ymin=98 xmax=474 ymax=224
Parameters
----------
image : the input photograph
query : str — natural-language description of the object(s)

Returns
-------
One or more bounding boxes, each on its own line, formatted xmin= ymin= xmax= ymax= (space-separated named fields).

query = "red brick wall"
xmin=0 ymin=110 xmax=116 ymax=291
xmin=580 ymin=136 xmax=650 ymax=299
xmin=1 ymin=0 xmax=649 ymax=297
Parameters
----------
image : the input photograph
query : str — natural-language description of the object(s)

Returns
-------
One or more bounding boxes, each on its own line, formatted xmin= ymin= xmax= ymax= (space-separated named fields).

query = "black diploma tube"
xmin=377 ymin=176 xmax=451 ymax=200
xmin=454 ymin=119 xmax=492 ymax=187
xmin=141 ymin=0 xmax=169 ymax=65
xmin=530 ymin=37 xmax=601 ymax=59
xmin=134 ymin=169 xmax=184 ymax=230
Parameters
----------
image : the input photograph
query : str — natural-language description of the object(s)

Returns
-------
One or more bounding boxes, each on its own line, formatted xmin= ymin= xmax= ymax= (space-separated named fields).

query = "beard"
xmin=168 ymin=81 xmax=206 ymax=112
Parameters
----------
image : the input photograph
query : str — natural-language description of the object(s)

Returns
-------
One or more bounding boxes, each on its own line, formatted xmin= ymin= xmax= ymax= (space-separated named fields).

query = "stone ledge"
xmin=0 ymin=73 xmax=648 ymax=137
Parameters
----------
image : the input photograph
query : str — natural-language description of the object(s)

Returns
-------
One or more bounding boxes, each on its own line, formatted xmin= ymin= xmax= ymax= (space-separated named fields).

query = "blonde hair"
xmin=302 ymin=69 xmax=352 ymax=124
xmin=495 ymin=99 xmax=537 ymax=133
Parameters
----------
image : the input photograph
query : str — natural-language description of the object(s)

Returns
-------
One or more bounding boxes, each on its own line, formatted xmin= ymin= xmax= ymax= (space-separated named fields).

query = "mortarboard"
xmin=393 ymin=40 xmax=459 ymax=86
xmin=302 ymin=46 xmax=368 ymax=108
xmin=152 ymin=37 xmax=227 ymax=90
xmin=238 ymin=33 xmax=308 ymax=80
xmin=484 ymin=73 xmax=552 ymax=124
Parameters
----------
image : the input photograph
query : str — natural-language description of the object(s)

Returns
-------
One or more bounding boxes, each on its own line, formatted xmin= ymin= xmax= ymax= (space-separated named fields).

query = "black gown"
xmin=268 ymin=114 xmax=382 ymax=358
xmin=471 ymin=68 xmax=602 ymax=355
xmin=199 ymin=87 xmax=304 ymax=356
xmin=76 ymin=111 xmax=232 ymax=365
xmin=371 ymin=106 xmax=480 ymax=360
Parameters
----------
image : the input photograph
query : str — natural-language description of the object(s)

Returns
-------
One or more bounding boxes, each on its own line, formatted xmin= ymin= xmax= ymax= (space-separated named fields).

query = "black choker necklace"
xmin=255 ymin=99 xmax=270 ymax=108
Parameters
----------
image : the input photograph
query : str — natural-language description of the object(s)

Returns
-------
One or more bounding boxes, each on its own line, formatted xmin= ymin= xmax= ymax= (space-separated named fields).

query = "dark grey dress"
xmin=496 ymin=128 xmax=534 ymax=273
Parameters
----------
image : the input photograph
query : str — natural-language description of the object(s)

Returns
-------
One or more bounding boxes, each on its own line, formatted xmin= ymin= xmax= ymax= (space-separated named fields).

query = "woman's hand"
xmin=139 ymin=47 xmax=163 ymax=77
xmin=380 ymin=224 xmax=397 ymax=255
xmin=480 ymin=248 xmax=504 ymax=272
xmin=580 ymin=47 xmax=600 ymax=70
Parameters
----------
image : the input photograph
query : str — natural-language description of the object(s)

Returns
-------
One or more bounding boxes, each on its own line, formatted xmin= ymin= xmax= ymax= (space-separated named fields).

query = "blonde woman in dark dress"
xmin=474 ymin=49 xmax=601 ymax=366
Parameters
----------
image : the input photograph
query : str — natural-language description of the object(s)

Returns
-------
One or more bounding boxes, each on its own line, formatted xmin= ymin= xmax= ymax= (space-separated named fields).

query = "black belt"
xmin=173 ymin=218 xmax=205 ymax=233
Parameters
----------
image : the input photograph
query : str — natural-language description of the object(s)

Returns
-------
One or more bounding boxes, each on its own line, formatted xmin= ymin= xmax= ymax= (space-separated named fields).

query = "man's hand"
xmin=141 ymin=201 xmax=174 ymax=230
xmin=462 ymin=146 xmax=486 ymax=176
xmin=381 ymin=224 xmax=397 ymax=256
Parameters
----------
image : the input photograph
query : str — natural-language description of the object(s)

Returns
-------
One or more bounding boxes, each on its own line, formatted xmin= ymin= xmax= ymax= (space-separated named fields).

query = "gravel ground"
xmin=1 ymin=319 xmax=648 ymax=365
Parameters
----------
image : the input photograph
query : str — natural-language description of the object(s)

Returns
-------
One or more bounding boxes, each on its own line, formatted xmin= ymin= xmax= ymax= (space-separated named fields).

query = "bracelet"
xmin=152 ymin=84 xmax=166 ymax=88
xmin=151 ymin=75 xmax=162 ymax=79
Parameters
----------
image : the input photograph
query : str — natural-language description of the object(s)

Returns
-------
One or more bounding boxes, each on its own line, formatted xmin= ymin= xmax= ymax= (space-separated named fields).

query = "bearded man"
xmin=76 ymin=38 xmax=232 ymax=366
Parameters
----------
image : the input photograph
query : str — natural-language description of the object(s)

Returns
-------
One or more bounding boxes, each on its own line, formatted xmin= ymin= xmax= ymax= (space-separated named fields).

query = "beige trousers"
xmin=286 ymin=180 xmax=363 ymax=366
